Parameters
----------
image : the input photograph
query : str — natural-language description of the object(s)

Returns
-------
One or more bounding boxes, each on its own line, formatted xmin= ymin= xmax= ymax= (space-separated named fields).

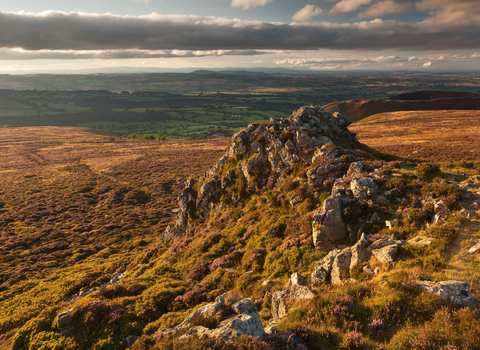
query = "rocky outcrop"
xmin=161 ymin=105 xmax=359 ymax=241
xmin=160 ymin=293 xmax=264 ymax=342
xmin=311 ymin=234 xmax=404 ymax=285
xmin=271 ymin=273 xmax=315 ymax=320
xmin=312 ymin=194 xmax=348 ymax=251
xmin=56 ymin=309 xmax=74 ymax=336
xmin=161 ymin=179 xmax=197 ymax=242
xmin=417 ymin=280 xmax=477 ymax=310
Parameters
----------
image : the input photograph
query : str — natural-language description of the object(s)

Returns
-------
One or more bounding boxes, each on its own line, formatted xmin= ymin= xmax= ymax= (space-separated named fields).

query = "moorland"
xmin=1 ymin=71 xmax=480 ymax=350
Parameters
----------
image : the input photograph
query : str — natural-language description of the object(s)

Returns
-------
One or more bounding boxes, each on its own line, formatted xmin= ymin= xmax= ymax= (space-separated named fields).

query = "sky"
xmin=1 ymin=0 xmax=480 ymax=73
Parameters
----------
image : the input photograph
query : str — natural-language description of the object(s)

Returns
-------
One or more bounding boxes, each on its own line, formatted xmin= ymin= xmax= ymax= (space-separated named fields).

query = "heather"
xmin=1 ymin=108 xmax=480 ymax=350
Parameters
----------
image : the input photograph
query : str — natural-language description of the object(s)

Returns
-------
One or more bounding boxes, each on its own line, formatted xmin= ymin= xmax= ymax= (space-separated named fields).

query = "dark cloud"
xmin=0 ymin=11 xmax=479 ymax=52
xmin=0 ymin=48 xmax=267 ymax=60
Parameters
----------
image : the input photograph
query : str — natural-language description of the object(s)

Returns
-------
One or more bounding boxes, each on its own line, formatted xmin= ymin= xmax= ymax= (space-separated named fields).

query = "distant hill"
xmin=322 ymin=90 xmax=480 ymax=122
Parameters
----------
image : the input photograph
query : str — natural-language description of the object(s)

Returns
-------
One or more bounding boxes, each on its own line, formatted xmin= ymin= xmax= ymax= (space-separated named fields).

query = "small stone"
xmin=125 ymin=335 xmax=138 ymax=348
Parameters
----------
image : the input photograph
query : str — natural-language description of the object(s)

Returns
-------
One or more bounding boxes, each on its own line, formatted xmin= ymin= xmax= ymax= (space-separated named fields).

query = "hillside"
xmin=349 ymin=110 xmax=480 ymax=163
xmin=1 ymin=107 xmax=480 ymax=350
xmin=322 ymin=90 xmax=480 ymax=122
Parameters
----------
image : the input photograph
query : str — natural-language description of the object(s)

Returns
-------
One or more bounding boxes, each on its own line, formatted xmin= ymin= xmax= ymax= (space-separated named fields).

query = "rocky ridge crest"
xmin=161 ymin=105 xmax=359 ymax=243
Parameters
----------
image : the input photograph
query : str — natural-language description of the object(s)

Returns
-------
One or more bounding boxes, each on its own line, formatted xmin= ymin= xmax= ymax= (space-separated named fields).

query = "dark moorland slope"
xmin=322 ymin=90 xmax=480 ymax=122
xmin=1 ymin=106 xmax=480 ymax=350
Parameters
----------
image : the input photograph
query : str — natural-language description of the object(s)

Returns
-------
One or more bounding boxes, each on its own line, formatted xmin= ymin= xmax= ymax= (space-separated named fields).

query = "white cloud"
xmin=423 ymin=61 xmax=432 ymax=67
xmin=417 ymin=0 xmax=480 ymax=24
xmin=358 ymin=1 xmax=415 ymax=19
xmin=292 ymin=5 xmax=323 ymax=22
xmin=230 ymin=0 xmax=275 ymax=9
xmin=328 ymin=0 xmax=372 ymax=15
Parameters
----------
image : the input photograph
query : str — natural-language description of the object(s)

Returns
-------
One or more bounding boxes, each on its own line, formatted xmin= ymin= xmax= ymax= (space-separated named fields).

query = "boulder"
xmin=350 ymin=178 xmax=378 ymax=199
xmin=349 ymin=234 xmax=372 ymax=274
xmin=311 ymin=249 xmax=340 ymax=284
xmin=168 ymin=293 xmax=264 ymax=342
xmin=56 ymin=309 xmax=73 ymax=336
xmin=372 ymin=245 xmax=398 ymax=264
xmin=312 ymin=204 xmax=348 ymax=251
xmin=467 ymin=241 xmax=480 ymax=255
xmin=311 ymin=235 xmax=404 ymax=285
xmin=417 ymin=280 xmax=477 ymax=310
xmin=271 ymin=273 xmax=315 ymax=320
xmin=124 ymin=335 xmax=138 ymax=348
xmin=331 ymin=248 xmax=352 ymax=285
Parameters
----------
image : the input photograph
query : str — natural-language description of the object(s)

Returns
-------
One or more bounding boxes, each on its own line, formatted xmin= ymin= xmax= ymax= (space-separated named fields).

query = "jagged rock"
xmin=467 ymin=241 xmax=480 ymax=255
xmin=56 ymin=309 xmax=73 ymax=336
xmin=124 ymin=335 xmax=138 ymax=348
xmin=271 ymin=290 xmax=290 ymax=320
xmin=372 ymin=244 xmax=398 ymax=264
xmin=385 ymin=220 xmax=395 ymax=229
xmin=331 ymin=248 xmax=352 ymax=285
xmin=350 ymin=178 xmax=378 ymax=199
xmin=271 ymin=273 xmax=315 ymax=320
xmin=348 ymin=161 xmax=367 ymax=177
xmin=312 ymin=208 xmax=347 ymax=251
xmin=160 ymin=179 xmax=197 ymax=242
xmin=417 ymin=280 xmax=477 ymax=310
xmin=311 ymin=235 xmax=404 ymax=285
xmin=168 ymin=293 xmax=264 ymax=342
xmin=349 ymin=234 xmax=372 ymax=274
xmin=311 ymin=249 xmax=340 ymax=284
xmin=161 ymin=105 xmax=360 ymax=241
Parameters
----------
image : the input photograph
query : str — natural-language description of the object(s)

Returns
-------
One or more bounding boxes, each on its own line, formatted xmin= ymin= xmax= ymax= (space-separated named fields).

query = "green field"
xmin=0 ymin=71 xmax=479 ymax=138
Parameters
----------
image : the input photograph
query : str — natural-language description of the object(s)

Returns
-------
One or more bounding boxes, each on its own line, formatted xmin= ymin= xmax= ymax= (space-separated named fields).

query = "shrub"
xmin=415 ymin=164 xmax=440 ymax=179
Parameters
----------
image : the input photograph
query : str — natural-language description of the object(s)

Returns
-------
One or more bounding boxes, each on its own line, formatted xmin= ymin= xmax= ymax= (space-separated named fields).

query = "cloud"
xmin=328 ymin=0 xmax=372 ymax=16
xmin=358 ymin=1 xmax=415 ymax=19
xmin=0 ymin=11 xmax=479 ymax=53
xmin=0 ymin=48 xmax=269 ymax=60
xmin=230 ymin=0 xmax=275 ymax=9
xmin=275 ymin=53 xmax=476 ymax=70
xmin=292 ymin=5 xmax=323 ymax=22
xmin=417 ymin=0 xmax=480 ymax=24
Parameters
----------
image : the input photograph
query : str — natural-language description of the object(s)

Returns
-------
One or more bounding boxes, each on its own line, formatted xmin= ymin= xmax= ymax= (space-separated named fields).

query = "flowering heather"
xmin=174 ymin=286 xmax=207 ymax=306
xmin=169 ymin=237 xmax=192 ymax=255
xmin=185 ymin=261 xmax=210 ymax=281
xmin=331 ymin=295 xmax=355 ymax=318
xmin=341 ymin=330 xmax=364 ymax=349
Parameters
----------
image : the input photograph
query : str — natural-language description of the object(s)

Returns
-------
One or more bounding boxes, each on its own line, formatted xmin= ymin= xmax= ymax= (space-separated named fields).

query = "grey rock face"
xmin=311 ymin=234 xmax=404 ymax=285
xmin=311 ymin=249 xmax=340 ymax=284
xmin=271 ymin=273 xmax=315 ymax=320
xmin=163 ymin=294 xmax=264 ymax=342
xmin=331 ymin=248 xmax=352 ymax=285
xmin=124 ymin=335 xmax=138 ymax=348
xmin=350 ymin=178 xmax=378 ymax=199
xmin=417 ymin=280 xmax=477 ymax=310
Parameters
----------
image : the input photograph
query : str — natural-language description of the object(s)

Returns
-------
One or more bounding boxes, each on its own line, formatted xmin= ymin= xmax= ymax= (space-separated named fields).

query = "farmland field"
xmin=0 ymin=71 xmax=479 ymax=139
